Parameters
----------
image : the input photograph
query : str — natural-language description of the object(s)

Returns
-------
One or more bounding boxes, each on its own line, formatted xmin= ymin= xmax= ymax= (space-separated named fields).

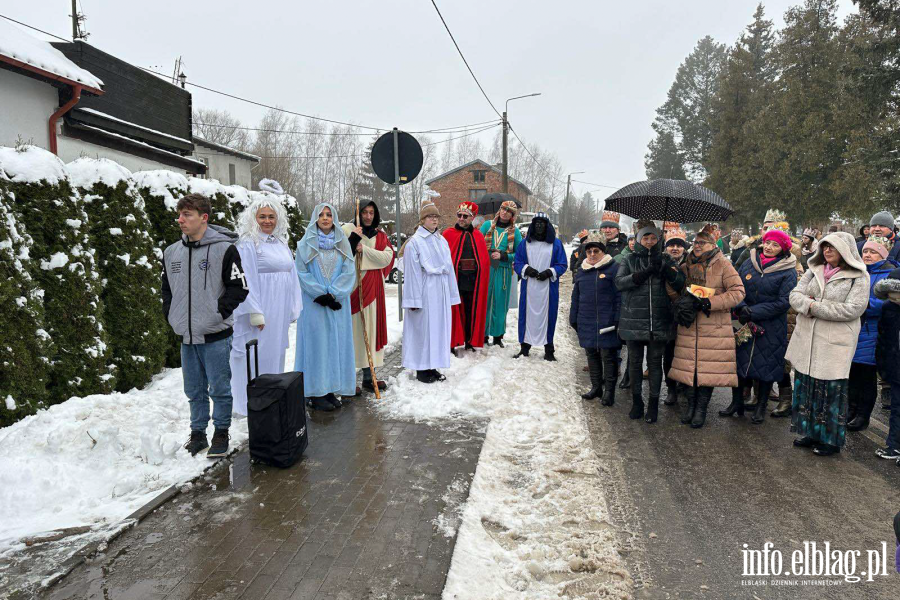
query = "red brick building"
xmin=425 ymin=159 xmax=533 ymax=228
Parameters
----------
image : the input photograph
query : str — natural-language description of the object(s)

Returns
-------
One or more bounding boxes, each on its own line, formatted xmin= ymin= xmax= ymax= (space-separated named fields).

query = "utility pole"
xmin=501 ymin=111 xmax=509 ymax=194
xmin=71 ymin=1 xmax=78 ymax=40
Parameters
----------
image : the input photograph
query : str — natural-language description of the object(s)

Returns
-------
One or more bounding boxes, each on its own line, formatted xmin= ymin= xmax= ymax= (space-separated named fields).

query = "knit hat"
xmin=600 ymin=220 xmax=621 ymax=229
xmin=457 ymin=201 xmax=478 ymax=217
xmin=583 ymin=231 xmax=607 ymax=252
xmin=636 ymin=225 xmax=661 ymax=243
xmin=870 ymin=211 xmax=895 ymax=228
xmin=665 ymin=227 xmax=688 ymax=248
xmin=762 ymin=228 xmax=792 ymax=253
xmin=863 ymin=235 xmax=892 ymax=260
xmin=420 ymin=200 xmax=440 ymax=220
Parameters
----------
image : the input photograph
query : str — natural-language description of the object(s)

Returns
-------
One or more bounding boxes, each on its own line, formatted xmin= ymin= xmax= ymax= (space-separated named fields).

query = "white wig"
xmin=238 ymin=195 xmax=290 ymax=245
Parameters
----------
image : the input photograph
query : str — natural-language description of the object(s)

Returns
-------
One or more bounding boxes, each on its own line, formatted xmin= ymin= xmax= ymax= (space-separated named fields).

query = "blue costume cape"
xmin=513 ymin=217 xmax=568 ymax=344
xmin=294 ymin=202 xmax=357 ymax=397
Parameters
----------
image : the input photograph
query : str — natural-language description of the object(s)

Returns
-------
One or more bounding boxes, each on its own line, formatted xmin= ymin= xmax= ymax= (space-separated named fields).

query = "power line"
xmin=508 ymin=124 xmax=565 ymax=184
xmin=571 ymin=179 xmax=621 ymax=190
xmin=195 ymin=118 xmax=501 ymax=137
xmin=0 ymin=14 xmax=70 ymax=42
xmin=428 ymin=0 xmax=502 ymax=118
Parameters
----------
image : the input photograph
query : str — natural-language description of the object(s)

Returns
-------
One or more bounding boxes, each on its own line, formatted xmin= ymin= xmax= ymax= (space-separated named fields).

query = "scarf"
xmin=823 ymin=263 xmax=842 ymax=283
xmin=318 ymin=229 xmax=336 ymax=250
xmin=581 ymin=254 xmax=613 ymax=271
xmin=759 ymin=252 xmax=785 ymax=270
xmin=684 ymin=248 xmax=720 ymax=287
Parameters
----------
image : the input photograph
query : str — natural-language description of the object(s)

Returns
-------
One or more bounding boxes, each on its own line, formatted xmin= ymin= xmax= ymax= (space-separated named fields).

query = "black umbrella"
xmin=477 ymin=192 xmax=520 ymax=215
xmin=603 ymin=179 xmax=732 ymax=223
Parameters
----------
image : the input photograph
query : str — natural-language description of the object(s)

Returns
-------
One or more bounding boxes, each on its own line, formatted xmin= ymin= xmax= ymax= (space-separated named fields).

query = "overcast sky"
xmin=11 ymin=0 xmax=856 ymax=199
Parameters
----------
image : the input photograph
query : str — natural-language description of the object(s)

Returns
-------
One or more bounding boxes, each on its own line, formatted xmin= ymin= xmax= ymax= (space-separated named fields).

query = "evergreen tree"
xmin=645 ymin=130 xmax=688 ymax=179
xmin=0 ymin=146 xmax=113 ymax=400
xmin=0 ymin=174 xmax=52 ymax=426
xmin=69 ymin=158 xmax=169 ymax=393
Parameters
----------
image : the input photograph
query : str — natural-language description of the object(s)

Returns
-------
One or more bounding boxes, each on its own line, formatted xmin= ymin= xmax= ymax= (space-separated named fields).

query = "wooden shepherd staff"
xmin=355 ymin=199 xmax=381 ymax=399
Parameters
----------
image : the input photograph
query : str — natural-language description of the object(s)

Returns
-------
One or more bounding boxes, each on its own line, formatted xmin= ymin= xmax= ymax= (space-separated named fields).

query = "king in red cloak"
xmin=442 ymin=201 xmax=491 ymax=353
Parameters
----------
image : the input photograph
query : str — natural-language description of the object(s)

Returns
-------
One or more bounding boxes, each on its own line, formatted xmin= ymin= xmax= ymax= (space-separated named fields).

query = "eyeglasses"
xmin=457 ymin=213 xmax=471 ymax=219
xmin=585 ymin=248 xmax=602 ymax=255
xmin=694 ymin=240 xmax=712 ymax=247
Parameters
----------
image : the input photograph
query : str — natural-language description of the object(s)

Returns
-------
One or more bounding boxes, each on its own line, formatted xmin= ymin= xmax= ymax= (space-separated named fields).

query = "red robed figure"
xmin=350 ymin=230 xmax=394 ymax=351
xmin=443 ymin=207 xmax=490 ymax=349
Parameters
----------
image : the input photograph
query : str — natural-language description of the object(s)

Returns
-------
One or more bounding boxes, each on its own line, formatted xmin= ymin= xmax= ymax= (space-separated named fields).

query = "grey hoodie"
xmin=161 ymin=224 xmax=249 ymax=345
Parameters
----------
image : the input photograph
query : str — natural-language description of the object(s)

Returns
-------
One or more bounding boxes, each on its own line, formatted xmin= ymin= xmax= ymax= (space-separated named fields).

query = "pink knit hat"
xmin=863 ymin=236 xmax=890 ymax=260
xmin=762 ymin=229 xmax=792 ymax=253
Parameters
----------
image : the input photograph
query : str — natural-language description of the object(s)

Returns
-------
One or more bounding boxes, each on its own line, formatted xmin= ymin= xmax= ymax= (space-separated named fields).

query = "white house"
xmin=191 ymin=136 xmax=260 ymax=188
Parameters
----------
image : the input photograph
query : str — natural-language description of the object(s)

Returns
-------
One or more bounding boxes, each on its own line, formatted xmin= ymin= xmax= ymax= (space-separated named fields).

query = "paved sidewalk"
xmin=41 ymin=349 xmax=487 ymax=600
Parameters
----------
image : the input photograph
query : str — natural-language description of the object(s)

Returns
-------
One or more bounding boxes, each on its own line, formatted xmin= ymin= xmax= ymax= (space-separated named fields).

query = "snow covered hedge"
xmin=0 ymin=146 xmax=301 ymax=427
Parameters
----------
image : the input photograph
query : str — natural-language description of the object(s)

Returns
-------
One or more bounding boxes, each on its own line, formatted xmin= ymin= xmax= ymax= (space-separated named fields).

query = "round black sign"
xmin=371 ymin=130 xmax=423 ymax=185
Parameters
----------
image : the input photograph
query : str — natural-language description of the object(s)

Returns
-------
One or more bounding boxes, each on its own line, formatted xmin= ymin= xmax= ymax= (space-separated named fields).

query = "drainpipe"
xmin=49 ymin=84 xmax=83 ymax=155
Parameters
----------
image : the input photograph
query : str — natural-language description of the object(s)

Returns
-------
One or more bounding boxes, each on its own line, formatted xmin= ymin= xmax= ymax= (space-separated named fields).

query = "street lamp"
xmin=502 ymin=93 xmax=541 ymax=195
xmin=564 ymin=172 xmax=585 ymax=236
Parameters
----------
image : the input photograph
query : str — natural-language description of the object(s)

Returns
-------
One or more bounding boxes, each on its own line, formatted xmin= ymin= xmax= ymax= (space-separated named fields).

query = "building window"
xmin=473 ymin=170 xmax=486 ymax=182
xmin=469 ymin=188 xmax=487 ymax=202
xmin=229 ymin=163 xmax=236 ymax=185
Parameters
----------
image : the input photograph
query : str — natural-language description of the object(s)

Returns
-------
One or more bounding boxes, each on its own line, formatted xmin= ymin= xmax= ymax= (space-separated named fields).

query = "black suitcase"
xmin=246 ymin=339 xmax=308 ymax=468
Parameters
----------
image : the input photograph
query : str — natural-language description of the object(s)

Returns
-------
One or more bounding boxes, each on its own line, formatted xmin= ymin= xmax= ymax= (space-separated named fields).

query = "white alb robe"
xmin=522 ymin=240 xmax=555 ymax=346
xmin=229 ymin=236 xmax=302 ymax=415
xmin=401 ymin=226 xmax=461 ymax=370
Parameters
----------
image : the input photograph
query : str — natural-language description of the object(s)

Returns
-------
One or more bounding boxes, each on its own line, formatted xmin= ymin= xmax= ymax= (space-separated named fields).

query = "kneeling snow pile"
xmin=375 ymin=310 xmax=633 ymax=600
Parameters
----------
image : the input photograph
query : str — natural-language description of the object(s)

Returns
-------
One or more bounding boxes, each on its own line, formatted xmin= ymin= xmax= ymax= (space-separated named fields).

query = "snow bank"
xmin=66 ymin=157 xmax=132 ymax=189
xmin=0 ymin=20 xmax=103 ymax=89
xmin=132 ymin=170 xmax=189 ymax=210
xmin=375 ymin=308 xmax=633 ymax=599
xmin=0 ymin=146 xmax=67 ymax=184
xmin=0 ymin=368 xmax=249 ymax=557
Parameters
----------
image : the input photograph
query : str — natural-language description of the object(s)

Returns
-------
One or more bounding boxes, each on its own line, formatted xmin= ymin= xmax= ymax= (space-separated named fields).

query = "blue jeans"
xmin=887 ymin=383 xmax=900 ymax=450
xmin=181 ymin=336 xmax=233 ymax=432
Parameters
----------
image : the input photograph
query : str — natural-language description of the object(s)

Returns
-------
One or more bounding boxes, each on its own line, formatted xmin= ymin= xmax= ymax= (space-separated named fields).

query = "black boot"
xmin=663 ymin=384 xmax=678 ymax=406
xmin=493 ymin=336 xmax=504 ymax=348
xmin=751 ymin=396 xmax=767 ymax=425
xmin=514 ymin=343 xmax=531 ymax=358
xmin=417 ymin=370 xmax=437 ymax=384
xmin=691 ymin=388 xmax=711 ymax=428
xmin=847 ymin=415 xmax=870 ymax=431
xmin=719 ymin=386 xmax=745 ymax=417
xmin=645 ymin=397 xmax=659 ymax=423
xmin=680 ymin=387 xmax=697 ymax=424
xmin=544 ymin=343 xmax=556 ymax=361
xmin=601 ymin=352 xmax=617 ymax=406
xmin=184 ymin=430 xmax=209 ymax=456
xmin=581 ymin=351 xmax=603 ymax=400
xmin=771 ymin=384 xmax=792 ymax=417
xmin=744 ymin=383 xmax=758 ymax=410
xmin=629 ymin=395 xmax=644 ymax=419
xmin=207 ymin=428 xmax=230 ymax=458
xmin=309 ymin=395 xmax=336 ymax=411
xmin=429 ymin=369 xmax=447 ymax=382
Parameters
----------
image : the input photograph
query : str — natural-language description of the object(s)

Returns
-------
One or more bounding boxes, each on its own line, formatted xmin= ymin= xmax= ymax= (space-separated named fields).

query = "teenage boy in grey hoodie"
xmin=162 ymin=194 xmax=249 ymax=457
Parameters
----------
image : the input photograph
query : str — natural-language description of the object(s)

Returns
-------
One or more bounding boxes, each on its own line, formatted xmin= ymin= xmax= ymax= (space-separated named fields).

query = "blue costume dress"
xmin=513 ymin=215 xmax=568 ymax=346
xmin=294 ymin=202 xmax=357 ymax=398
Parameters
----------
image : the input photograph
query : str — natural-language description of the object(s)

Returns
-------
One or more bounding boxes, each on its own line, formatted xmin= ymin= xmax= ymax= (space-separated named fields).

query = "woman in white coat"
xmin=785 ymin=231 xmax=869 ymax=456
xmin=229 ymin=194 xmax=302 ymax=415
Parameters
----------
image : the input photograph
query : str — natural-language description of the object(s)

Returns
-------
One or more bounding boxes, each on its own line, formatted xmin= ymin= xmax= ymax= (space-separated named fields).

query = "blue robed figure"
xmin=294 ymin=202 xmax=357 ymax=409
xmin=513 ymin=212 xmax=568 ymax=360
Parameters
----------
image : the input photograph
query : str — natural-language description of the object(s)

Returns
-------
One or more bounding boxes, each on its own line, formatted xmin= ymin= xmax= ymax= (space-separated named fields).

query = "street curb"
xmin=41 ymin=443 xmax=244 ymax=591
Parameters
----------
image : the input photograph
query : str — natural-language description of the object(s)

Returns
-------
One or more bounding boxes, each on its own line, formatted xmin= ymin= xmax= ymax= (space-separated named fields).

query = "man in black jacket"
xmin=615 ymin=225 xmax=685 ymax=423
xmin=162 ymin=194 xmax=249 ymax=457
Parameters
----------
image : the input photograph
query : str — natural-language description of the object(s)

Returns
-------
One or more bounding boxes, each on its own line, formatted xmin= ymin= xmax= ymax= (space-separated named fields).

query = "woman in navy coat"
xmin=570 ymin=232 xmax=622 ymax=406
xmin=721 ymin=229 xmax=798 ymax=423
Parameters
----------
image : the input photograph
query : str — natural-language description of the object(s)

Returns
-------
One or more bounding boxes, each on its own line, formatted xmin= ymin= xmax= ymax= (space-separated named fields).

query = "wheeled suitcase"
xmin=246 ymin=339 xmax=308 ymax=468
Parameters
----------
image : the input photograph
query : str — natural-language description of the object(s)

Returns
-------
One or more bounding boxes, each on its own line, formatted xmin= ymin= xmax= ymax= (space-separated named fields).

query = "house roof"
xmin=192 ymin=136 xmax=261 ymax=163
xmin=0 ymin=20 xmax=103 ymax=93
xmin=425 ymin=158 xmax=533 ymax=195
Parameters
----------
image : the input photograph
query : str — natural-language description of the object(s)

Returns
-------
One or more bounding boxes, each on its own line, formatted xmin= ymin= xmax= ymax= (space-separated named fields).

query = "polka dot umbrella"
xmin=602 ymin=179 xmax=733 ymax=224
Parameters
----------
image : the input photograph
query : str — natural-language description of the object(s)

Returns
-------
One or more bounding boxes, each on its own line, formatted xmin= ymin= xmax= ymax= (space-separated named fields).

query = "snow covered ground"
xmin=373 ymin=295 xmax=634 ymax=600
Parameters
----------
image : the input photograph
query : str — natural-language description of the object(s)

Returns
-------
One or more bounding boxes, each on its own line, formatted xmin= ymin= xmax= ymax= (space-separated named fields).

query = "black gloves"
xmin=674 ymin=295 xmax=697 ymax=328
xmin=693 ymin=295 xmax=712 ymax=317
xmin=524 ymin=266 xmax=541 ymax=278
xmin=536 ymin=269 xmax=554 ymax=281
xmin=632 ymin=268 xmax=652 ymax=285
xmin=738 ymin=306 xmax=752 ymax=324
xmin=662 ymin=264 xmax=679 ymax=283
xmin=314 ymin=294 xmax=333 ymax=306
xmin=649 ymin=253 xmax=663 ymax=273
xmin=327 ymin=297 xmax=342 ymax=311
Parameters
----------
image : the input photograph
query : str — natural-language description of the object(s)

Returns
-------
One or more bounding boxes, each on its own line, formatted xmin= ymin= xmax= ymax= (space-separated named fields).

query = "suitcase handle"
xmin=246 ymin=339 xmax=259 ymax=383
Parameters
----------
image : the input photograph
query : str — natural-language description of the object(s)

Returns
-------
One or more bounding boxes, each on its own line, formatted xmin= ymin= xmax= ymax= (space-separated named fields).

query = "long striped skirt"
xmin=790 ymin=372 xmax=849 ymax=448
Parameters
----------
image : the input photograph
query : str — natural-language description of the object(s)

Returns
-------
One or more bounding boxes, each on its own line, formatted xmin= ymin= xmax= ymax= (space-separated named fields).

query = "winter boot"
xmin=514 ymin=343 xmax=531 ymax=358
xmin=544 ymin=343 xmax=556 ymax=361
xmin=663 ymin=384 xmax=678 ymax=406
xmin=680 ymin=387 xmax=698 ymax=424
xmin=719 ymin=387 xmax=745 ymax=417
xmin=465 ymin=342 xmax=476 ymax=352
xmin=581 ymin=351 xmax=603 ymax=400
xmin=771 ymin=384 xmax=792 ymax=418
xmin=691 ymin=388 xmax=712 ymax=428
xmin=645 ymin=397 xmax=659 ymax=423
xmin=882 ymin=385 xmax=891 ymax=410
xmin=493 ymin=336 xmax=505 ymax=348
xmin=207 ymin=428 xmax=230 ymax=458
xmin=751 ymin=396 xmax=768 ymax=425
xmin=629 ymin=395 xmax=644 ymax=420
xmin=429 ymin=369 xmax=447 ymax=382
xmin=309 ymin=396 xmax=336 ymax=411
xmin=325 ymin=393 xmax=342 ymax=408
xmin=847 ymin=414 xmax=870 ymax=432
xmin=744 ymin=382 xmax=759 ymax=410
xmin=619 ymin=357 xmax=631 ymax=389
xmin=184 ymin=431 xmax=209 ymax=457
xmin=417 ymin=370 xmax=437 ymax=384
xmin=601 ymin=353 xmax=617 ymax=406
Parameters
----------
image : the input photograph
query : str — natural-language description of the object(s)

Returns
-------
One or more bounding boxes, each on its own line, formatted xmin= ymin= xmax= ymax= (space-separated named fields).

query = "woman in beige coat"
xmin=785 ymin=231 xmax=869 ymax=456
xmin=669 ymin=225 xmax=745 ymax=428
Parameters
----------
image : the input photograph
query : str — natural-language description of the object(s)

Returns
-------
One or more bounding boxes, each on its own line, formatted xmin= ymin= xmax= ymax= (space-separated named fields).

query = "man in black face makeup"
xmin=513 ymin=213 xmax=568 ymax=360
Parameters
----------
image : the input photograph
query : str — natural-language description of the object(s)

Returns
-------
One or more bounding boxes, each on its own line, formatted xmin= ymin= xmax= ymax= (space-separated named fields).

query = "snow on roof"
xmin=132 ymin=170 xmax=189 ymax=210
xmin=0 ymin=20 xmax=103 ymax=90
xmin=192 ymin=136 xmax=261 ymax=162
xmin=66 ymin=157 xmax=132 ymax=189
xmin=0 ymin=145 xmax=67 ymax=184
xmin=75 ymin=108 xmax=191 ymax=145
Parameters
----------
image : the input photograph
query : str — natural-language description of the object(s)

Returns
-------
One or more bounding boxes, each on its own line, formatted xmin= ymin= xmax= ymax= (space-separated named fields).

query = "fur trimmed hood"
xmin=874 ymin=269 xmax=900 ymax=300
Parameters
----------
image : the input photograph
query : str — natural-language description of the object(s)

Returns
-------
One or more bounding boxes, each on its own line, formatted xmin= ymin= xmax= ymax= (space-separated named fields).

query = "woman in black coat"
xmin=570 ymin=233 xmax=621 ymax=405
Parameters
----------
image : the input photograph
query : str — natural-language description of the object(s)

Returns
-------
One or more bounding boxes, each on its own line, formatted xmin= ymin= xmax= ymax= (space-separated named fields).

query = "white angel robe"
xmin=229 ymin=235 xmax=302 ymax=415
xmin=401 ymin=226 xmax=461 ymax=371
